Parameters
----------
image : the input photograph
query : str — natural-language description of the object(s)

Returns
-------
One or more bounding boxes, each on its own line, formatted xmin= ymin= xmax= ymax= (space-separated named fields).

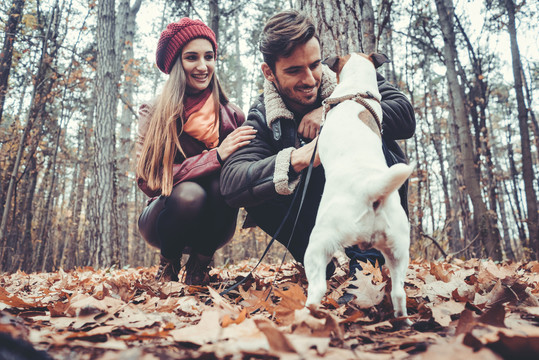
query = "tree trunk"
xmin=504 ymin=118 xmax=527 ymax=243
xmin=89 ymin=0 xmax=119 ymax=268
xmin=429 ymin=90 xmax=455 ymax=252
xmin=435 ymin=0 xmax=502 ymax=260
xmin=233 ymin=10 xmax=243 ymax=108
xmin=297 ymin=0 xmax=378 ymax=57
xmin=0 ymin=4 xmax=60 ymax=265
xmin=0 ymin=0 xmax=26 ymax=125
xmin=208 ymin=0 xmax=219 ymax=43
xmin=504 ymin=0 xmax=538 ymax=259
xmin=117 ymin=0 xmax=142 ymax=267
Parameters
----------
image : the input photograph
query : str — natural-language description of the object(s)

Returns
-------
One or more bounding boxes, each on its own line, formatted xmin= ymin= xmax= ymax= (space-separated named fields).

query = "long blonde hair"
xmin=136 ymin=56 xmax=229 ymax=196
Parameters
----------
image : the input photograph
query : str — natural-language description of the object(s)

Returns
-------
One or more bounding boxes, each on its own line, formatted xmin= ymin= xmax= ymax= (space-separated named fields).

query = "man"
xmin=220 ymin=10 xmax=415 ymax=279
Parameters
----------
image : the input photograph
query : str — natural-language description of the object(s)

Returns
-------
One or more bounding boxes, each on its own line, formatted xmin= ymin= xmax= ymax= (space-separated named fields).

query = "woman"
xmin=136 ymin=18 xmax=255 ymax=285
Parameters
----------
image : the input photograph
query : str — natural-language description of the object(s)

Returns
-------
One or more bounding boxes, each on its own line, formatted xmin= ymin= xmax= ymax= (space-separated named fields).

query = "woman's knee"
xmin=167 ymin=181 xmax=207 ymax=215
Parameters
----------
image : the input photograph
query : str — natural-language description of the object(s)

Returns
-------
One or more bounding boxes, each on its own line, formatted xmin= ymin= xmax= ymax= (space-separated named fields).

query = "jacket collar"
xmin=263 ymin=65 xmax=337 ymax=127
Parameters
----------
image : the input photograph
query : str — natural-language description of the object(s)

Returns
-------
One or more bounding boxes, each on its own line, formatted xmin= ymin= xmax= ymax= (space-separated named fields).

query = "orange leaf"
xmin=221 ymin=308 xmax=247 ymax=328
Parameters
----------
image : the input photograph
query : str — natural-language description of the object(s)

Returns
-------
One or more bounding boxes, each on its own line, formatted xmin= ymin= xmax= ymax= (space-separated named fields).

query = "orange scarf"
xmin=183 ymin=91 xmax=220 ymax=149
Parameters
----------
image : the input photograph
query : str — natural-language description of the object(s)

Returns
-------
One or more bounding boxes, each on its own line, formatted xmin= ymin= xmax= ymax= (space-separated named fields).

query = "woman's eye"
xmin=205 ymin=55 xmax=214 ymax=60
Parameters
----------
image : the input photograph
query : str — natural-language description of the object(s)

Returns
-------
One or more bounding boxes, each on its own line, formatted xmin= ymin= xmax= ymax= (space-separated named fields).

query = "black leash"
xmin=273 ymin=137 xmax=318 ymax=276
xmin=219 ymin=137 xmax=319 ymax=297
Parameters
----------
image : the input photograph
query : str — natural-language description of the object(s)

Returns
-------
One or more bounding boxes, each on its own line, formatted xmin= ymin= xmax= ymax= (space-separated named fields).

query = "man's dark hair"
xmin=259 ymin=10 xmax=318 ymax=71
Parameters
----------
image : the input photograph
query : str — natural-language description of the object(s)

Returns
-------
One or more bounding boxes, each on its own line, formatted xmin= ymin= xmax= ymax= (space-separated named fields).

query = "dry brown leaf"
xmin=422 ymin=278 xmax=463 ymax=302
xmin=293 ymin=306 xmax=343 ymax=339
xmin=358 ymin=260 xmax=384 ymax=283
xmin=348 ymin=271 xmax=386 ymax=308
xmin=418 ymin=338 xmax=502 ymax=360
xmin=0 ymin=287 xmax=41 ymax=309
xmin=221 ymin=307 xmax=247 ymax=327
xmin=1 ymin=259 xmax=538 ymax=360
xmin=430 ymin=262 xmax=452 ymax=282
xmin=427 ymin=300 xmax=465 ymax=327
xmin=254 ymin=317 xmax=297 ymax=353
xmin=271 ymin=283 xmax=306 ymax=324
xmin=169 ymin=309 xmax=220 ymax=345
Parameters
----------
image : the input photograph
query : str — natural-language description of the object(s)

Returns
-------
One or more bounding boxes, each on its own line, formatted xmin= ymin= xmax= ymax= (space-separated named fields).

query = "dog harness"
xmin=321 ymin=91 xmax=383 ymax=135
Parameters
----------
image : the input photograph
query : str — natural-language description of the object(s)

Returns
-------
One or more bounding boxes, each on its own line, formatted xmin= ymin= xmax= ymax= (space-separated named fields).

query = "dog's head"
xmin=323 ymin=53 xmax=390 ymax=82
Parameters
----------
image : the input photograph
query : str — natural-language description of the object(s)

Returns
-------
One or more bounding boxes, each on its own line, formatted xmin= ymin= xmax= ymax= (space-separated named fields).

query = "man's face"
xmin=262 ymin=37 xmax=322 ymax=114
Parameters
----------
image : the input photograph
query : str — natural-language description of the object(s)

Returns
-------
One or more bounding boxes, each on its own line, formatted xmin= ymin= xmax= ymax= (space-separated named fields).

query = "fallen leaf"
xmin=428 ymin=300 xmax=465 ymax=326
xmin=348 ymin=271 xmax=386 ymax=308
xmin=221 ymin=307 xmax=247 ymax=327
xmin=430 ymin=262 xmax=452 ymax=282
xmin=254 ymin=318 xmax=297 ymax=353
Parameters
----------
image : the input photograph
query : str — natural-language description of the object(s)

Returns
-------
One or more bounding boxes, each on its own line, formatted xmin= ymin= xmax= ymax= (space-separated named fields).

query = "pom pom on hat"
xmin=156 ymin=18 xmax=217 ymax=74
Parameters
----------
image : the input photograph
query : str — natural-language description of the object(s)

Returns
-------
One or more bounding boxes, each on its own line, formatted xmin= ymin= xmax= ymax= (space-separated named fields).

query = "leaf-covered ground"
xmin=0 ymin=258 xmax=538 ymax=359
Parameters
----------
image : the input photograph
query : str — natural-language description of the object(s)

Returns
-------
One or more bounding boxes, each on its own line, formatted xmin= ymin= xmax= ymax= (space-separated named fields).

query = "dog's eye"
xmin=373 ymin=200 xmax=381 ymax=211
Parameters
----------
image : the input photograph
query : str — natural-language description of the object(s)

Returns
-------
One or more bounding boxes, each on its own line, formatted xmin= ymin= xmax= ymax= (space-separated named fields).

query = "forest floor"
xmin=0 ymin=258 xmax=538 ymax=359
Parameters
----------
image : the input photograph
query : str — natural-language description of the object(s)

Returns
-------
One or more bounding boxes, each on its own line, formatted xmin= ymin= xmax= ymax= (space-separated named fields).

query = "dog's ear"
xmin=369 ymin=53 xmax=390 ymax=69
xmin=323 ymin=56 xmax=340 ymax=73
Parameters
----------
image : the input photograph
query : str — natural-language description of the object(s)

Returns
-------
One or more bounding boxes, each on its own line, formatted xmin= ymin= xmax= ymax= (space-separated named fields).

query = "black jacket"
xmin=220 ymin=72 xmax=415 ymax=212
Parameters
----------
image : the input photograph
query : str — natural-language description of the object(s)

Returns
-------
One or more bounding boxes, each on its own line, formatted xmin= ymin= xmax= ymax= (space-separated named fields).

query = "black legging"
xmin=138 ymin=173 xmax=238 ymax=260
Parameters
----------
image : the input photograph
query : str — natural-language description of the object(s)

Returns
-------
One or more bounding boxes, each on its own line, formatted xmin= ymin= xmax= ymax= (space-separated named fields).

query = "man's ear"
xmin=261 ymin=63 xmax=275 ymax=82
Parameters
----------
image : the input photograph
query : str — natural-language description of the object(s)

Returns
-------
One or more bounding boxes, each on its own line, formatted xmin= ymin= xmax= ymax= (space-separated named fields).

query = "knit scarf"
xmin=183 ymin=87 xmax=219 ymax=149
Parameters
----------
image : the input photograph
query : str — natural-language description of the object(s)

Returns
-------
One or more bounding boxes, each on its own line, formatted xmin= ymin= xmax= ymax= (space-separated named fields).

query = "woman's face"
xmin=181 ymin=38 xmax=215 ymax=93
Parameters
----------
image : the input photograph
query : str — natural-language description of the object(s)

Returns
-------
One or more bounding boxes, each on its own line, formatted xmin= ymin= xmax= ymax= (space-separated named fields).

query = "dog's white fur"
xmin=304 ymin=53 xmax=413 ymax=321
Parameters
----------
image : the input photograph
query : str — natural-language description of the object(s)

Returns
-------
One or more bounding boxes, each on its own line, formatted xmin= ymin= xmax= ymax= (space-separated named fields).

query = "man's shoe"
xmin=156 ymin=255 xmax=180 ymax=282
xmin=184 ymin=253 xmax=212 ymax=286
xmin=346 ymin=246 xmax=385 ymax=277
xmin=337 ymin=292 xmax=356 ymax=305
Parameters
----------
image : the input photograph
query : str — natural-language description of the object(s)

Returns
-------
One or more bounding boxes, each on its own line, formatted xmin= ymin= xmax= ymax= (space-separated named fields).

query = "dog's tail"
xmin=367 ymin=162 xmax=415 ymax=209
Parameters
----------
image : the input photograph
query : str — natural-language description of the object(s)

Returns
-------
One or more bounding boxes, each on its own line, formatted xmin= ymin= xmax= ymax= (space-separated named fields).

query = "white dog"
xmin=303 ymin=53 xmax=413 ymax=322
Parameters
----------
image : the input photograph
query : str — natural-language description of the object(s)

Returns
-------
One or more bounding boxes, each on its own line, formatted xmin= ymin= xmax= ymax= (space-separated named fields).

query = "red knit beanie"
xmin=156 ymin=18 xmax=217 ymax=74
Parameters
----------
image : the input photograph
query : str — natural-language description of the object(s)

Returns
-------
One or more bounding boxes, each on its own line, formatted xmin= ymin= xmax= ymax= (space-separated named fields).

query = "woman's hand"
xmin=298 ymin=106 xmax=323 ymax=140
xmin=216 ymin=126 xmax=257 ymax=162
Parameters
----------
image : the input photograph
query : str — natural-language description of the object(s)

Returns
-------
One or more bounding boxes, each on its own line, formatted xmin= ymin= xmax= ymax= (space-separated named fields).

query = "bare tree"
xmin=503 ymin=0 xmax=538 ymax=259
xmin=117 ymin=0 xmax=142 ymax=267
xmin=0 ymin=0 xmax=25 ymax=124
xmin=88 ymin=0 xmax=119 ymax=267
xmin=0 ymin=2 xmax=62 ymax=269
xmin=434 ymin=0 xmax=502 ymax=260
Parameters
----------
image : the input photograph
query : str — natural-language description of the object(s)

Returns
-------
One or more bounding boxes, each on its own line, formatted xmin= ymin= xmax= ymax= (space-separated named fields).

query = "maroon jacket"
xmin=136 ymin=102 xmax=245 ymax=198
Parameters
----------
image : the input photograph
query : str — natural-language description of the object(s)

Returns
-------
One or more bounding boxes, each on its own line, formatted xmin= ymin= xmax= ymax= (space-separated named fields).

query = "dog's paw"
xmin=294 ymin=307 xmax=312 ymax=321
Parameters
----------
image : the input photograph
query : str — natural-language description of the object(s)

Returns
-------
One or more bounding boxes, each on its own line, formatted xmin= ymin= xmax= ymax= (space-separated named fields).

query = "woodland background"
xmin=0 ymin=0 xmax=537 ymax=274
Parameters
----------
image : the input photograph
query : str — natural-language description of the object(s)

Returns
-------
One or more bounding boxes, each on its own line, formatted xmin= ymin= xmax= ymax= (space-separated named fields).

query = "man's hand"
xmin=298 ymin=106 xmax=324 ymax=140
xmin=290 ymin=136 xmax=321 ymax=173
